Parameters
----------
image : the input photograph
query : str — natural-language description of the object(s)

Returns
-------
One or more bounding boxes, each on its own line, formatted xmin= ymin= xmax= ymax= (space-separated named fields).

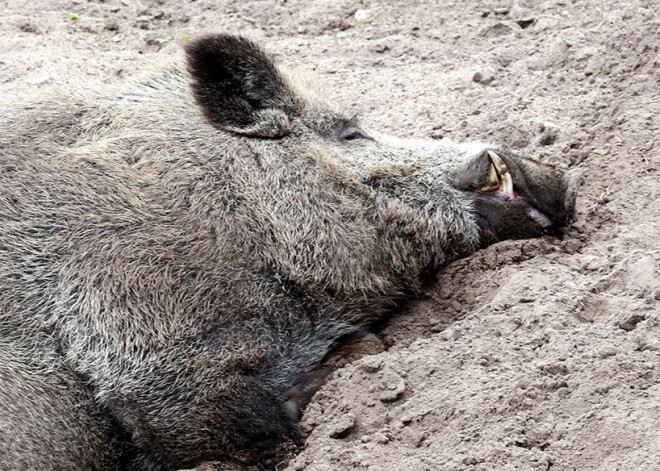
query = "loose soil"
xmin=1 ymin=1 xmax=658 ymax=470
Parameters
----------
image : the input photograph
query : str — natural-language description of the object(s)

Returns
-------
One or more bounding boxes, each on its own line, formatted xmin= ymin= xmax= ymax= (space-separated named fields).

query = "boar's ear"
xmin=186 ymin=34 xmax=294 ymax=138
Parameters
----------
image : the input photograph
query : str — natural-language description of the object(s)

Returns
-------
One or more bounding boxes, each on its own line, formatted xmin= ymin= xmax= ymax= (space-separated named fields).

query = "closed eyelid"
xmin=338 ymin=119 xmax=373 ymax=141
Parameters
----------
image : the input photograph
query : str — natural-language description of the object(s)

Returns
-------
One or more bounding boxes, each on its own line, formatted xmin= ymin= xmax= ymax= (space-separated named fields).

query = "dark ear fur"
xmin=186 ymin=34 xmax=294 ymax=137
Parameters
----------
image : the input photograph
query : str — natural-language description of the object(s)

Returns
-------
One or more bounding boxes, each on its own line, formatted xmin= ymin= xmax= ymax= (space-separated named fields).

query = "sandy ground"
xmin=1 ymin=0 xmax=658 ymax=470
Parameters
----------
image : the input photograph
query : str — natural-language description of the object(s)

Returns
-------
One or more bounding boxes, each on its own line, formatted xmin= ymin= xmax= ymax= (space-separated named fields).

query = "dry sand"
xmin=1 ymin=1 xmax=658 ymax=470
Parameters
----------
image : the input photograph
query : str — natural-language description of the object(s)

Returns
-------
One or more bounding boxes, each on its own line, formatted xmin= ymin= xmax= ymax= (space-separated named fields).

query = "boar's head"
xmin=186 ymin=34 xmax=580 ymax=257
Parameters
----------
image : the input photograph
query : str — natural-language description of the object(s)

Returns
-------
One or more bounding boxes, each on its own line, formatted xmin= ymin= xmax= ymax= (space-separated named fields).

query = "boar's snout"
xmin=455 ymin=150 xmax=582 ymax=245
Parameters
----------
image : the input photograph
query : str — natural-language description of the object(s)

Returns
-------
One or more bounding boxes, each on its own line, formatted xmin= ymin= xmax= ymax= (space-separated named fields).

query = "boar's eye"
xmin=340 ymin=128 xmax=371 ymax=142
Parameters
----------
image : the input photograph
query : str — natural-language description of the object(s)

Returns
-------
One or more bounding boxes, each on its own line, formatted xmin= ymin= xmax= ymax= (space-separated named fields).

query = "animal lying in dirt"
xmin=0 ymin=34 xmax=580 ymax=470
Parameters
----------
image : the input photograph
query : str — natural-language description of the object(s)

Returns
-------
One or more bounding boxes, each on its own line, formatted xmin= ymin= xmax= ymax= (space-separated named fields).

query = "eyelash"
xmin=340 ymin=125 xmax=373 ymax=142
xmin=342 ymin=130 xmax=367 ymax=141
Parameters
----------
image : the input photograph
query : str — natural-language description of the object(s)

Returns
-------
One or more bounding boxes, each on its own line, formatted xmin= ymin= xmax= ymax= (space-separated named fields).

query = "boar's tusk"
xmin=480 ymin=161 xmax=501 ymax=192
xmin=487 ymin=150 xmax=514 ymax=197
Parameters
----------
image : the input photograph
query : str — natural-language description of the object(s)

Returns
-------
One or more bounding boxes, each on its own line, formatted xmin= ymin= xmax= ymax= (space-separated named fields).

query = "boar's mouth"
xmin=476 ymin=151 xmax=552 ymax=228
xmin=478 ymin=151 xmax=516 ymax=200
xmin=467 ymin=151 xmax=580 ymax=231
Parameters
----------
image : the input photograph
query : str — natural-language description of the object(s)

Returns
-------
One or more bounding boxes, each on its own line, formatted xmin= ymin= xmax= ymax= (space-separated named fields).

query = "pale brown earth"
xmin=1 ymin=1 xmax=658 ymax=470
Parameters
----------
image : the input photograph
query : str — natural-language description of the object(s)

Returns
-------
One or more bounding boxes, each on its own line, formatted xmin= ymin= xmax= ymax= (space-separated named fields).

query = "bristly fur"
xmin=0 ymin=34 xmax=577 ymax=470
xmin=187 ymin=35 xmax=297 ymax=137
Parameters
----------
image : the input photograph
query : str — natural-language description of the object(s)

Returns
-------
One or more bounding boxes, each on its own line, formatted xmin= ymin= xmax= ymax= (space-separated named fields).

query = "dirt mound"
xmin=1 ymin=1 xmax=657 ymax=470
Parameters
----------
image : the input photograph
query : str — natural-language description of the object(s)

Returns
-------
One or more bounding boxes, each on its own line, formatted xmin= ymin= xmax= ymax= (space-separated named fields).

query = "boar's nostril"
xmin=522 ymin=202 xmax=553 ymax=228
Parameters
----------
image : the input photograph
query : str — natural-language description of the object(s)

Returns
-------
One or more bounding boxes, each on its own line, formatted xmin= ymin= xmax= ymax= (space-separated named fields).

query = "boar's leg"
xmin=0 ymin=346 xmax=127 ymax=469
xmin=284 ymin=331 xmax=384 ymax=422
xmin=283 ymin=366 xmax=335 ymax=422
xmin=106 ymin=372 xmax=302 ymax=470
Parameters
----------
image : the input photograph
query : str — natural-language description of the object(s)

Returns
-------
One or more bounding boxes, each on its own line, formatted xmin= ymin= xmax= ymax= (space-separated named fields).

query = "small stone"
xmin=582 ymin=256 xmax=601 ymax=271
xmin=619 ymin=314 xmax=646 ymax=331
xmin=379 ymin=371 xmax=406 ymax=402
xmin=289 ymin=461 xmax=306 ymax=471
xmin=463 ymin=456 xmax=483 ymax=465
xmin=493 ymin=7 xmax=510 ymax=15
xmin=328 ymin=412 xmax=356 ymax=438
xmin=539 ymin=120 xmax=560 ymax=146
xmin=144 ymin=38 xmax=163 ymax=48
xmin=482 ymin=22 xmax=513 ymax=38
xmin=354 ymin=9 xmax=373 ymax=22
xmin=359 ymin=357 xmax=383 ymax=373
xmin=639 ymin=339 xmax=660 ymax=352
xmin=540 ymin=361 xmax=569 ymax=376
xmin=591 ymin=148 xmax=610 ymax=156
xmin=472 ymin=70 xmax=494 ymax=85
xmin=541 ymin=120 xmax=559 ymax=131
xmin=595 ymin=385 xmax=612 ymax=394
xmin=557 ymin=386 xmax=571 ymax=398
xmin=104 ymin=19 xmax=120 ymax=31
xmin=373 ymin=431 xmax=390 ymax=444
xmin=598 ymin=347 xmax=618 ymax=359
xmin=516 ymin=18 xmax=535 ymax=29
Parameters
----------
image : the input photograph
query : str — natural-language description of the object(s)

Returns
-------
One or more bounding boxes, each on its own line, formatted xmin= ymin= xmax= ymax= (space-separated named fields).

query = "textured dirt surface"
xmin=2 ymin=1 xmax=658 ymax=470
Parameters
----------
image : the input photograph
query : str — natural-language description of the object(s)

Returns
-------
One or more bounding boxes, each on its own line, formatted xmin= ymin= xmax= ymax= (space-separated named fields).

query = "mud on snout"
xmin=453 ymin=149 xmax=582 ymax=245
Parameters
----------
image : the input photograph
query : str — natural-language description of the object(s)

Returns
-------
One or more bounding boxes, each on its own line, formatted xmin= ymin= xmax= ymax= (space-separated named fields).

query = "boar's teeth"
xmin=487 ymin=151 xmax=514 ymax=197
xmin=480 ymin=163 xmax=501 ymax=192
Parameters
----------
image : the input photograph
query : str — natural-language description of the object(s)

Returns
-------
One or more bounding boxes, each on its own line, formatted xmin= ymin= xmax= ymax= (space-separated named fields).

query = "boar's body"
xmin=0 ymin=36 xmax=577 ymax=470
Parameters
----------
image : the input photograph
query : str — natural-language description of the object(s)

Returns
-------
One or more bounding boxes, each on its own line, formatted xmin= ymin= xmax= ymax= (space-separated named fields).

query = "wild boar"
xmin=0 ymin=34 xmax=580 ymax=470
